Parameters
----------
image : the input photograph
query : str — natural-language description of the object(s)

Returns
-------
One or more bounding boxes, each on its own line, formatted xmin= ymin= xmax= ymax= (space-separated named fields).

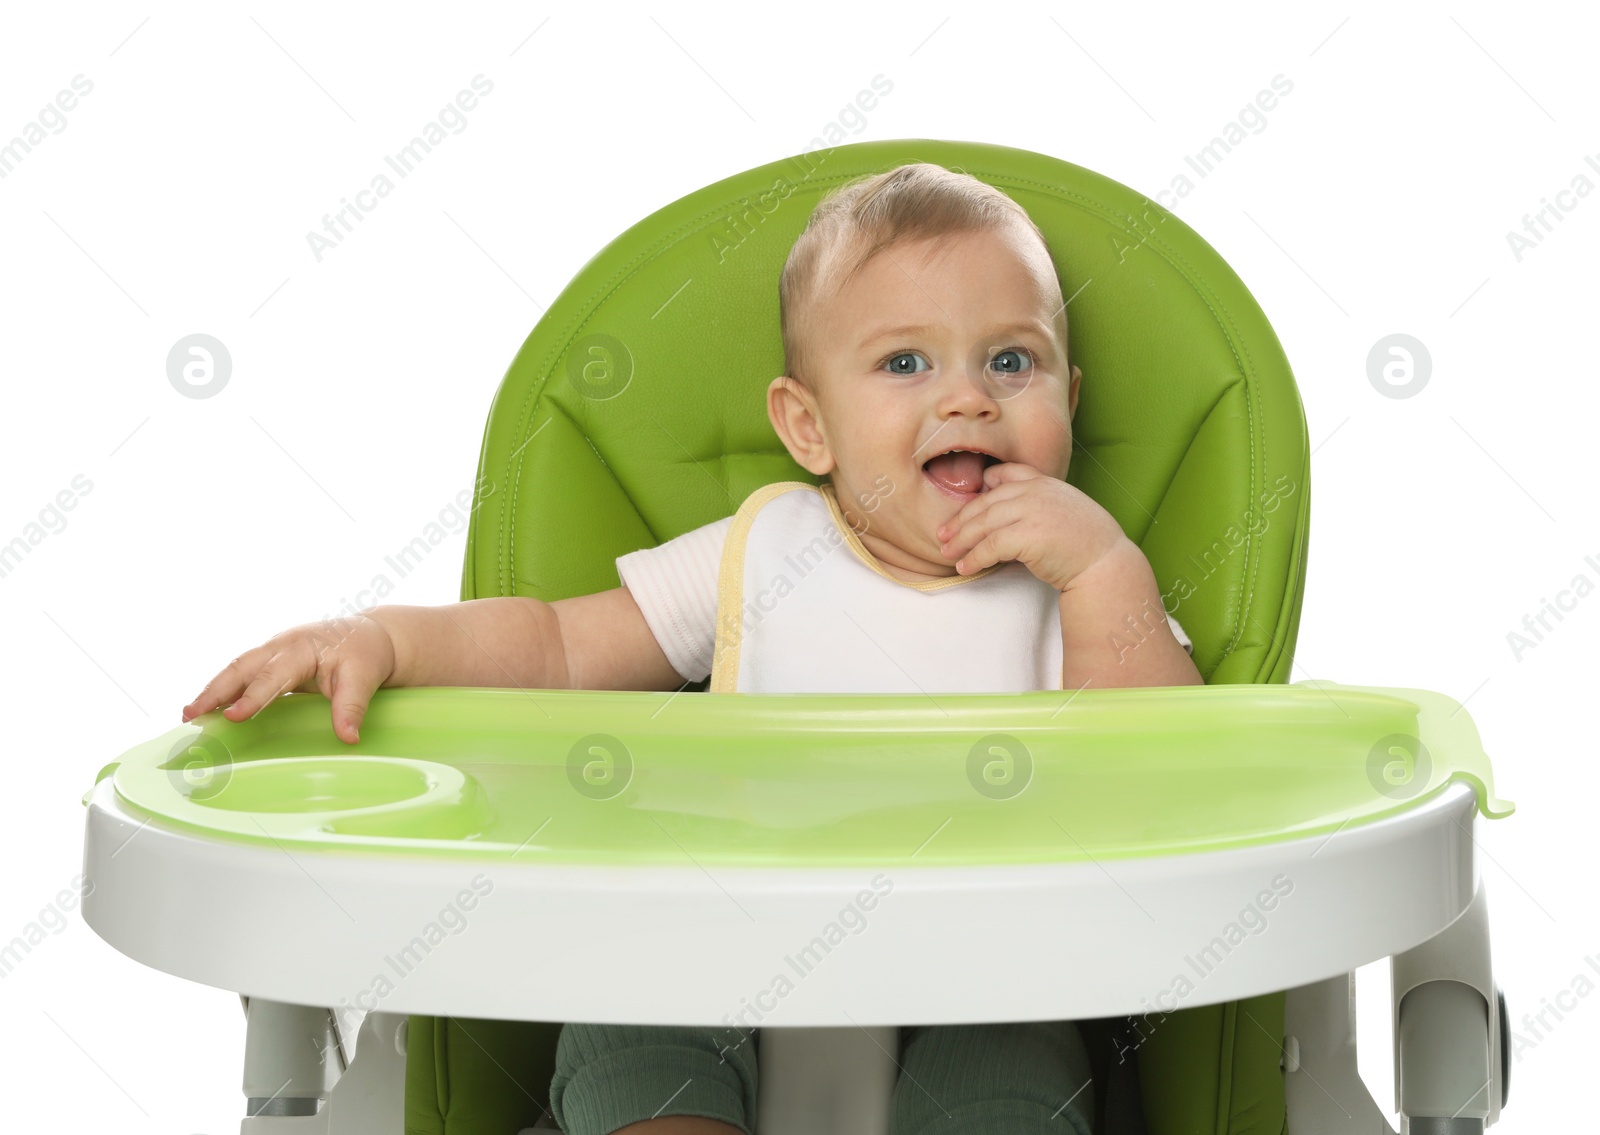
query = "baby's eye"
xmin=988 ymin=348 xmax=1034 ymax=376
xmin=882 ymin=351 xmax=930 ymax=375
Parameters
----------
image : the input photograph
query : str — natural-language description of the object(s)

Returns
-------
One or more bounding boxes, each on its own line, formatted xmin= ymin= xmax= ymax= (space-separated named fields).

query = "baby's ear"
xmin=1066 ymin=364 xmax=1083 ymax=421
xmin=767 ymin=375 xmax=834 ymax=475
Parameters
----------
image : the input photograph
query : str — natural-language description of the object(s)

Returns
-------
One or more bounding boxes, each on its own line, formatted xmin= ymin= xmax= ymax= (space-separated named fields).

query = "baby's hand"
xmin=935 ymin=462 xmax=1127 ymax=591
xmin=182 ymin=615 xmax=399 ymax=745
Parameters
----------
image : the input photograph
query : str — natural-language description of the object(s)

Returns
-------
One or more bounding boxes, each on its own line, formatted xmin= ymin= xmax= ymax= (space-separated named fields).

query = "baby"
xmin=185 ymin=162 xmax=1202 ymax=1135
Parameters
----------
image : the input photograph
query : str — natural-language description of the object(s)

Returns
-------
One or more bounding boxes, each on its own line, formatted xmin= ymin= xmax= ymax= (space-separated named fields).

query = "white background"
xmin=2 ymin=1 xmax=1595 ymax=1131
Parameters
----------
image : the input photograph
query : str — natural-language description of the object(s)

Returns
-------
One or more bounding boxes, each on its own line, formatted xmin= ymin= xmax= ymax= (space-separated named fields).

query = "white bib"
xmin=709 ymin=482 xmax=1064 ymax=694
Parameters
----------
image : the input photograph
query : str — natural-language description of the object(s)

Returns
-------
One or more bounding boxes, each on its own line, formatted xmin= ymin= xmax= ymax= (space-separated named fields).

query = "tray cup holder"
xmin=178 ymin=757 xmax=440 ymax=814
xmin=148 ymin=751 xmax=489 ymax=840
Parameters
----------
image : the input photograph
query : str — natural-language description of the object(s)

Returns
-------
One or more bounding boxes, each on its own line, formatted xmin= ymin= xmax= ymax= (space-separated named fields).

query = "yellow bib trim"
xmin=710 ymin=481 xmax=1002 ymax=693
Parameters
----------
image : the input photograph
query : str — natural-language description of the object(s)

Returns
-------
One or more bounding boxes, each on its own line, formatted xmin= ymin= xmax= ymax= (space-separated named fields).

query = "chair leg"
xmin=1284 ymin=973 xmax=1397 ymax=1135
xmin=240 ymin=998 xmax=335 ymax=1134
xmin=1392 ymin=879 xmax=1500 ymax=1131
xmin=237 ymin=1000 xmax=408 ymax=1135
xmin=756 ymin=1025 xmax=899 ymax=1135
xmin=319 ymin=1011 xmax=410 ymax=1135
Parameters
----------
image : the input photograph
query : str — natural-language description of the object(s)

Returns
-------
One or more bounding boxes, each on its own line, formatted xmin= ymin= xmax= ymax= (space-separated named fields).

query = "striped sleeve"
xmin=615 ymin=516 xmax=733 ymax=684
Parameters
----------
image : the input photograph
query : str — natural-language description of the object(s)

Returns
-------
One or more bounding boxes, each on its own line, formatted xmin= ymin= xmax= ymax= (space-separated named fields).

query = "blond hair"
xmin=778 ymin=162 xmax=1057 ymax=385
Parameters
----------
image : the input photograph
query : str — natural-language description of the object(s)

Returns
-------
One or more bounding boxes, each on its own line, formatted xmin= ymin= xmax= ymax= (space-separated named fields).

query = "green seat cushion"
xmin=405 ymin=1015 xmax=561 ymax=1135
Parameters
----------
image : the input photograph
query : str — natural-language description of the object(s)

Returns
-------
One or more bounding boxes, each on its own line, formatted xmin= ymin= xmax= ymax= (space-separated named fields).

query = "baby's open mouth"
xmin=922 ymin=450 xmax=1000 ymax=496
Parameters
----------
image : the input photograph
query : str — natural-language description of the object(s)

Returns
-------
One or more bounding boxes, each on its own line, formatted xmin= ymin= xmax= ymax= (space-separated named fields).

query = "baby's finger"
xmin=956 ymin=533 xmax=1002 ymax=575
xmin=937 ymin=506 xmax=979 ymax=549
xmin=941 ymin=495 xmax=1020 ymax=563
xmin=935 ymin=480 xmax=1024 ymax=542
xmin=939 ymin=513 xmax=986 ymax=563
xmin=956 ymin=519 xmax=1023 ymax=575
xmin=324 ymin=656 xmax=390 ymax=745
xmin=982 ymin=461 xmax=1042 ymax=490
xmin=183 ymin=650 xmax=267 ymax=721
xmin=224 ymin=650 xmax=312 ymax=723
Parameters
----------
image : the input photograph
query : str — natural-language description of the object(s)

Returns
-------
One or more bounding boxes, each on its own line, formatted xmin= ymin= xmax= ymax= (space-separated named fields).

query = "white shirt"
xmin=616 ymin=483 xmax=1192 ymax=690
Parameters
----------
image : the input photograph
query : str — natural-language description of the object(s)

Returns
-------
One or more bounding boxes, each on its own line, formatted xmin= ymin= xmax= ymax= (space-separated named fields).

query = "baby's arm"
xmin=370 ymin=589 xmax=684 ymax=693
xmin=1059 ymin=538 xmax=1203 ymax=689
xmin=183 ymin=588 xmax=683 ymax=744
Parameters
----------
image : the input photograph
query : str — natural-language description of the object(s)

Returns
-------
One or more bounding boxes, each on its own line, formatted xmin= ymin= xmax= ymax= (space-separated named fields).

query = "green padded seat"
xmin=407 ymin=137 xmax=1310 ymax=1135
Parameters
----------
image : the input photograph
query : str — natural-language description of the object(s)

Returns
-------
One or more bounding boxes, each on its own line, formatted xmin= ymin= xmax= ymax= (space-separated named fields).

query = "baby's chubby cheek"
xmin=930 ymin=510 xmax=962 ymax=554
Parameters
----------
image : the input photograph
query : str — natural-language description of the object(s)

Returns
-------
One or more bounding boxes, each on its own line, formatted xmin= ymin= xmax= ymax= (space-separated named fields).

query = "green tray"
xmin=92 ymin=682 xmax=1512 ymax=866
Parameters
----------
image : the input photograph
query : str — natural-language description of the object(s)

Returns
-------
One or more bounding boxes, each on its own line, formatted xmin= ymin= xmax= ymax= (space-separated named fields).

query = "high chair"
xmin=80 ymin=138 xmax=1515 ymax=1135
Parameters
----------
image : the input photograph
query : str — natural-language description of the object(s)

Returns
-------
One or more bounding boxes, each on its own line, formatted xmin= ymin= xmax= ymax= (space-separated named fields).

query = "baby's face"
xmin=769 ymin=222 xmax=1081 ymax=582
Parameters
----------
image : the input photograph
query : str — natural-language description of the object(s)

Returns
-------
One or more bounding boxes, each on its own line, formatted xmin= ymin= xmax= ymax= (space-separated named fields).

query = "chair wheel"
xmin=1497 ymin=985 xmax=1510 ymax=1108
xmin=1397 ymin=980 xmax=1491 ymax=1133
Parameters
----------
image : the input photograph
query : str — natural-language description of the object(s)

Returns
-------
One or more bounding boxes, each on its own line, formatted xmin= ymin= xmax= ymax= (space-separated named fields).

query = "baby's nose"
xmin=937 ymin=366 xmax=1003 ymax=411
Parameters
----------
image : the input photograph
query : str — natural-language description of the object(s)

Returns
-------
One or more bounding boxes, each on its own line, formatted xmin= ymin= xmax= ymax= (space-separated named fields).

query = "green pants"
xmin=549 ymin=1020 xmax=1094 ymax=1134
